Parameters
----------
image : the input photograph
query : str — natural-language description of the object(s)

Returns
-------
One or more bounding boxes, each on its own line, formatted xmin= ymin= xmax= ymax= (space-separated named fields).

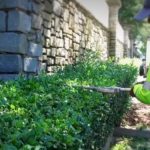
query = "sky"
xmin=76 ymin=0 xmax=109 ymax=27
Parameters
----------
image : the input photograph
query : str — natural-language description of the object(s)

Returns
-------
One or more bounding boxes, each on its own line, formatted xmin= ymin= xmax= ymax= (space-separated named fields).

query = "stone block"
xmin=34 ymin=0 xmax=44 ymax=3
xmin=28 ymin=42 xmax=43 ymax=57
xmin=74 ymin=13 xmax=79 ymax=24
xmin=56 ymin=48 xmax=66 ymax=57
xmin=47 ymin=58 xmax=55 ymax=65
xmin=36 ymin=31 xmax=43 ymax=43
xmin=38 ymin=56 xmax=43 ymax=61
xmin=46 ymin=49 xmax=51 ymax=56
xmin=51 ymin=28 xmax=56 ymax=36
xmin=27 ymin=33 xmax=36 ymax=41
xmin=63 ymin=22 xmax=69 ymax=33
xmin=53 ymin=1 xmax=62 ymax=16
xmin=44 ymin=20 xmax=51 ymax=29
xmin=50 ymin=48 xmax=57 ymax=57
xmin=42 ymin=12 xmax=51 ymax=21
xmin=58 ymin=30 xmax=63 ymax=38
xmin=73 ymin=43 xmax=80 ymax=51
xmin=79 ymin=18 xmax=83 ymax=25
xmin=42 ymin=55 xmax=47 ymax=61
xmin=51 ymin=19 xmax=55 ymax=27
xmin=0 ymin=11 xmax=6 ymax=31
xmin=73 ymin=33 xmax=80 ymax=43
xmin=69 ymin=14 xmax=75 ymax=30
xmin=32 ymin=14 xmax=43 ymax=29
xmin=47 ymin=66 xmax=57 ymax=72
xmin=24 ymin=57 xmax=38 ymax=73
xmin=64 ymin=37 xmax=70 ymax=50
xmin=55 ymin=17 xmax=60 ymax=32
xmin=44 ymin=29 xmax=51 ymax=38
xmin=50 ymin=36 xmax=56 ymax=47
xmin=45 ymin=0 xmax=53 ymax=13
xmin=0 ymin=0 xmax=29 ymax=10
xmin=63 ymin=9 xmax=69 ymax=22
xmin=81 ymin=40 xmax=86 ymax=48
xmin=29 ymin=1 xmax=43 ymax=14
xmin=69 ymin=1 xmax=75 ymax=13
xmin=64 ymin=51 xmax=69 ymax=59
xmin=40 ymin=62 xmax=47 ymax=72
xmin=0 ymin=33 xmax=27 ymax=54
xmin=0 ymin=54 xmax=22 ymax=73
xmin=32 ymin=2 xmax=40 ymax=13
xmin=8 ymin=10 xmax=31 ymax=33
xmin=55 ymin=57 xmax=65 ymax=65
xmin=45 ymin=38 xmax=51 ymax=48
xmin=0 ymin=74 xmax=18 ymax=81
xmin=57 ymin=0 xmax=63 ymax=3
xmin=57 ymin=38 xmax=64 ymax=48
xmin=43 ymin=48 xmax=46 ymax=54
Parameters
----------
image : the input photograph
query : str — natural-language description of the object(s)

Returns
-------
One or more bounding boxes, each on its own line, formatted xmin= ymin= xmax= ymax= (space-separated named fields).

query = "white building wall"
xmin=76 ymin=0 xmax=109 ymax=28
xmin=116 ymin=23 xmax=124 ymax=43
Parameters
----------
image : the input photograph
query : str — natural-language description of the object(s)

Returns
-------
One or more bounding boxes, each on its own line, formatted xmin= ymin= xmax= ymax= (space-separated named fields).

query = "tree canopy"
xmin=119 ymin=0 xmax=150 ymax=53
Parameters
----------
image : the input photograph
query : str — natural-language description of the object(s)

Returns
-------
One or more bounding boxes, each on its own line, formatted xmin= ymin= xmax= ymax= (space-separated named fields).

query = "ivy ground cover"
xmin=0 ymin=54 xmax=137 ymax=150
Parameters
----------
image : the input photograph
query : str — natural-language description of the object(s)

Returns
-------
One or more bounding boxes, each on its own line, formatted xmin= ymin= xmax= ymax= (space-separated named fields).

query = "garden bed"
xmin=110 ymin=137 xmax=150 ymax=150
xmin=121 ymin=98 xmax=150 ymax=128
xmin=0 ymin=53 xmax=137 ymax=149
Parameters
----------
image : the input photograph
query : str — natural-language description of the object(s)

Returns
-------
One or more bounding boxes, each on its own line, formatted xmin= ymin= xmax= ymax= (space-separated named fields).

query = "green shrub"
xmin=0 ymin=53 xmax=137 ymax=150
xmin=119 ymin=57 xmax=142 ymax=68
xmin=111 ymin=137 xmax=150 ymax=150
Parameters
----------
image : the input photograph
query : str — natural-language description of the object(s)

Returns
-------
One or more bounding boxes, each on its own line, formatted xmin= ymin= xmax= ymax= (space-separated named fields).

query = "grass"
xmin=111 ymin=137 xmax=150 ymax=150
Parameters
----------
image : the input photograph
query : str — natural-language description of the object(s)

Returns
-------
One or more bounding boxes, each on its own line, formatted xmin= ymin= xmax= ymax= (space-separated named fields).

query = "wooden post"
xmin=114 ymin=127 xmax=150 ymax=138
xmin=103 ymin=133 xmax=114 ymax=150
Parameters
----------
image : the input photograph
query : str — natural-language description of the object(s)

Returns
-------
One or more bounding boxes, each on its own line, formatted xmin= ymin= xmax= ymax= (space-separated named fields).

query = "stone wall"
xmin=0 ymin=0 xmax=109 ymax=79
xmin=0 ymin=0 xmax=130 ymax=80
xmin=0 ymin=0 xmax=43 ymax=80
xmin=42 ymin=0 xmax=109 ymax=74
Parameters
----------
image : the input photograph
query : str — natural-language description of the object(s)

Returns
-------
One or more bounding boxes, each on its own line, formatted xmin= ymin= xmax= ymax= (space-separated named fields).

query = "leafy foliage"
xmin=0 ymin=52 xmax=137 ymax=149
xmin=119 ymin=0 xmax=143 ymax=25
xmin=111 ymin=137 xmax=150 ymax=150
xmin=119 ymin=57 xmax=142 ymax=68
xmin=119 ymin=0 xmax=150 ymax=53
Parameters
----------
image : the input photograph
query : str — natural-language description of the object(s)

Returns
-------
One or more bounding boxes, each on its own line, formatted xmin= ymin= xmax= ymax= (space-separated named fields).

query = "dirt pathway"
xmin=112 ymin=98 xmax=150 ymax=150
xmin=122 ymin=98 xmax=150 ymax=128
xmin=121 ymin=76 xmax=150 ymax=128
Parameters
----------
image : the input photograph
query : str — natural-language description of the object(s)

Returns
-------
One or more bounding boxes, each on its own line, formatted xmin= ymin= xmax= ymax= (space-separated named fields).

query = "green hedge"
xmin=0 ymin=53 xmax=137 ymax=150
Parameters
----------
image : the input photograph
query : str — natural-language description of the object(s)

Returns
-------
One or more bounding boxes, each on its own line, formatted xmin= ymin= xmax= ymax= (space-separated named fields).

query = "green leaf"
xmin=2 ymin=144 xmax=17 ymax=150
